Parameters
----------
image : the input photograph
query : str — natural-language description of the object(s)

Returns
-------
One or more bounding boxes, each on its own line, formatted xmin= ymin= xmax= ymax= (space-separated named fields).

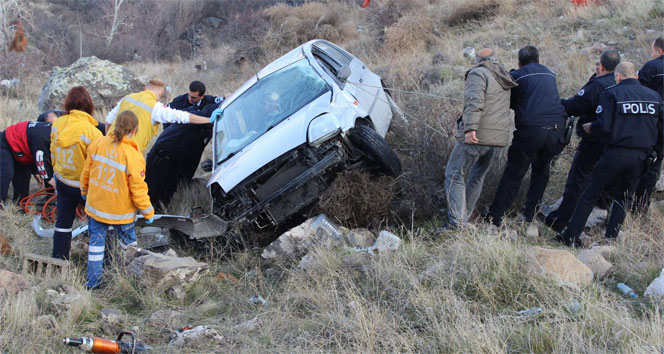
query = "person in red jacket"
xmin=0 ymin=120 xmax=54 ymax=206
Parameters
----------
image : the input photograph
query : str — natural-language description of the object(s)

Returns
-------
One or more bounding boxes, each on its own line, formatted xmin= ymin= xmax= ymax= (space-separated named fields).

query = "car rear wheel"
xmin=348 ymin=125 xmax=402 ymax=177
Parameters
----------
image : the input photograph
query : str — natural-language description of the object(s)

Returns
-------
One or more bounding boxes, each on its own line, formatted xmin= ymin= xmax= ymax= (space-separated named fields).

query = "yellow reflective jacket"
xmin=50 ymin=110 xmax=103 ymax=188
xmin=80 ymin=135 xmax=154 ymax=224
xmin=107 ymin=90 xmax=160 ymax=152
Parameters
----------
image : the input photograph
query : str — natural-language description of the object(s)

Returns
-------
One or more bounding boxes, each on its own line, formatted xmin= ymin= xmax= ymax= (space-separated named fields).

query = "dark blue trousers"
xmin=0 ymin=133 xmax=31 ymax=205
xmin=53 ymin=178 xmax=84 ymax=260
xmin=545 ymin=140 xmax=605 ymax=231
xmin=562 ymin=147 xmax=646 ymax=243
xmin=633 ymin=157 xmax=662 ymax=214
xmin=488 ymin=126 xmax=565 ymax=225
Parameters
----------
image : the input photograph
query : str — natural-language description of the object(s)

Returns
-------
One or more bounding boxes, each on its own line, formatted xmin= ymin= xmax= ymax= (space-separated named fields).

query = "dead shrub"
xmin=317 ymin=171 xmax=396 ymax=228
xmin=383 ymin=12 xmax=434 ymax=54
xmin=445 ymin=0 xmax=514 ymax=26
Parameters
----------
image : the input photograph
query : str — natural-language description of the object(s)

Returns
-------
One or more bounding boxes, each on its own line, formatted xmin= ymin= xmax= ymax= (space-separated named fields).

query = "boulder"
xmin=38 ymin=56 xmax=144 ymax=112
xmin=169 ymin=325 xmax=223 ymax=347
xmin=345 ymin=228 xmax=376 ymax=248
xmin=644 ymin=268 xmax=664 ymax=299
xmin=526 ymin=225 xmax=539 ymax=238
xmin=144 ymin=309 xmax=184 ymax=328
xmin=129 ymin=252 xmax=208 ymax=289
xmin=262 ymin=218 xmax=340 ymax=261
xmin=0 ymin=270 xmax=29 ymax=296
xmin=576 ymin=246 xmax=615 ymax=279
xmin=526 ymin=246 xmax=593 ymax=287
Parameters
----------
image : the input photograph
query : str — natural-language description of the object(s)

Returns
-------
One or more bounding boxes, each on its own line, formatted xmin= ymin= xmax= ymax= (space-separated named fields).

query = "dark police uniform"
xmin=633 ymin=54 xmax=664 ymax=213
xmin=163 ymin=94 xmax=221 ymax=129
xmin=487 ymin=63 xmax=567 ymax=225
xmin=1 ymin=121 xmax=53 ymax=203
xmin=145 ymin=100 xmax=221 ymax=211
xmin=544 ymin=73 xmax=616 ymax=231
xmin=559 ymin=78 xmax=663 ymax=245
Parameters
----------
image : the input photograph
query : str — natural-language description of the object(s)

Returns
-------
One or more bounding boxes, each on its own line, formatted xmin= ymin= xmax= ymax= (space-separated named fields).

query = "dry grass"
xmin=1 ymin=0 xmax=664 ymax=352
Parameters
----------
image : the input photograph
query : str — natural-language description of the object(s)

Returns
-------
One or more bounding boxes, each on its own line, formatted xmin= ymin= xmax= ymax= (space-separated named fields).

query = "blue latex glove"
xmin=145 ymin=216 xmax=154 ymax=224
xmin=81 ymin=194 xmax=86 ymax=201
xmin=210 ymin=108 xmax=223 ymax=123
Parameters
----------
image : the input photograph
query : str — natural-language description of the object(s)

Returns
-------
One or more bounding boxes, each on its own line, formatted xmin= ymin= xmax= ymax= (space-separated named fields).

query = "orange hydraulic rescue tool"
xmin=63 ymin=331 xmax=152 ymax=353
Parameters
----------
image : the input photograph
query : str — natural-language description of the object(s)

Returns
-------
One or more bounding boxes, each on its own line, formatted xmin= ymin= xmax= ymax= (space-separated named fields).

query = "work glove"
xmin=210 ymin=108 xmax=223 ymax=123
xmin=145 ymin=216 xmax=154 ymax=224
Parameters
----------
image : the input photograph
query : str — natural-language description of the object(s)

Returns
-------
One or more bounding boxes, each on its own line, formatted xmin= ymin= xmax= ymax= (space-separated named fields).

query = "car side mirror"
xmin=337 ymin=65 xmax=351 ymax=83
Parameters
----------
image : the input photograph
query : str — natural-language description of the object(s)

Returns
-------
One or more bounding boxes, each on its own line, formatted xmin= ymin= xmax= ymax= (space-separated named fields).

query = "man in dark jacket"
xmin=1 ymin=121 xmax=54 ymax=205
xmin=632 ymin=37 xmax=664 ymax=213
xmin=558 ymin=62 xmax=663 ymax=246
xmin=163 ymin=80 xmax=223 ymax=129
xmin=443 ymin=48 xmax=517 ymax=229
xmin=145 ymin=99 xmax=221 ymax=212
xmin=486 ymin=46 xmax=567 ymax=226
xmin=543 ymin=50 xmax=620 ymax=232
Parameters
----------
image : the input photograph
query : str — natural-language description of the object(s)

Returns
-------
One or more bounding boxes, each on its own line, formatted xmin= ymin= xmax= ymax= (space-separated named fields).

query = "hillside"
xmin=1 ymin=0 xmax=663 ymax=352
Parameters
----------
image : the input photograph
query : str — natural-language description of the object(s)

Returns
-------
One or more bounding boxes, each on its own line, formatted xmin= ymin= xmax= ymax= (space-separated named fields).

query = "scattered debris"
xmin=617 ymin=282 xmax=638 ymax=298
xmin=297 ymin=253 xmax=321 ymax=272
xmin=517 ymin=306 xmax=542 ymax=317
xmin=129 ymin=249 xmax=208 ymax=290
xmin=585 ymin=207 xmax=607 ymax=228
xmin=347 ymin=230 xmax=402 ymax=255
xmin=206 ymin=16 xmax=225 ymax=28
xmin=526 ymin=225 xmax=539 ymax=238
xmin=23 ymin=253 xmax=69 ymax=276
xmin=644 ymin=268 xmax=664 ymax=299
xmin=526 ymin=246 xmax=593 ymax=287
xmin=0 ymin=270 xmax=29 ymax=296
xmin=163 ymin=248 xmax=179 ymax=257
xmin=565 ymin=300 xmax=581 ymax=315
xmin=169 ymin=326 xmax=223 ymax=347
xmin=261 ymin=218 xmax=340 ymax=261
xmin=576 ymin=246 xmax=615 ymax=280
xmin=248 ymin=296 xmax=267 ymax=306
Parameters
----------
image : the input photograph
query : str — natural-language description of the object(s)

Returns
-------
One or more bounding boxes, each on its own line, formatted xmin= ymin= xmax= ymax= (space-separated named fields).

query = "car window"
xmin=312 ymin=41 xmax=352 ymax=76
xmin=215 ymin=59 xmax=330 ymax=164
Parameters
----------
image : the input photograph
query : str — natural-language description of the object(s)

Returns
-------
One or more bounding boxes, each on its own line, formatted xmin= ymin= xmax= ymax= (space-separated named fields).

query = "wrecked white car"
xmin=207 ymin=40 xmax=402 ymax=229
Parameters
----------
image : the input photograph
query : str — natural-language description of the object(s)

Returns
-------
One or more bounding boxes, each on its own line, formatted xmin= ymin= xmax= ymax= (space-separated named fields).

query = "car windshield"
xmin=215 ymin=59 xmax=330 ymax=164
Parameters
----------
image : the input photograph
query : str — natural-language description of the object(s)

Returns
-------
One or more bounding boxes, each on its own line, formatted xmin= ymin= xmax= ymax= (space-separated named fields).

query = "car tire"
xmin=348 ymin=125 xmax=402 ymax=177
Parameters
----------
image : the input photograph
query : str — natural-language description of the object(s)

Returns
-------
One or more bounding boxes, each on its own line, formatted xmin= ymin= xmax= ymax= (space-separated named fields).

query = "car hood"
xmin=208 ymin=92 xmax=332 ymax=192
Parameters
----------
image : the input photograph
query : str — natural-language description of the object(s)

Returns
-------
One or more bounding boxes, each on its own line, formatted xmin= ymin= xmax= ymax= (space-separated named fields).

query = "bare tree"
xmin=104 ymin=0 xmax=128 ymax=50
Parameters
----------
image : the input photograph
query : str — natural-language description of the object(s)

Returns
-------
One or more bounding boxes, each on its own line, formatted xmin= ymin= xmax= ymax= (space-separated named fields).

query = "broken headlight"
xmin=308 ymin=113 xmax=341 ymax=147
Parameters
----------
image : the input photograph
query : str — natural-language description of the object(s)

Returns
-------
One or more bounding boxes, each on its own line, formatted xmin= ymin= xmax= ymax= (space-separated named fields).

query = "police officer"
xmin=163 ymin=80 xmax=223 ymax=129
xmin=486 ymin=46 xmax=567 ymax=226
xmin=558 ymin=62 xmax=663 ymax=246
xmin=543 ymin=50 xmax=620 ymax=232
xmin=633 ymin=37 xmax=664 ymax=213
xmin=145 ymin=98 xmax=222 ymax=212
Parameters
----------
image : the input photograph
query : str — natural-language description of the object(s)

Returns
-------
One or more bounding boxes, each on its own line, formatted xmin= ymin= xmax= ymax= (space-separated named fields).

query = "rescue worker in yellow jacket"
xmin=105 ymin=78 xmax=212 ymax=152
xmin=80 ymin=110 xmax=155 ymax=289
xmin=50 ymin=86 xmax=103 ymax=260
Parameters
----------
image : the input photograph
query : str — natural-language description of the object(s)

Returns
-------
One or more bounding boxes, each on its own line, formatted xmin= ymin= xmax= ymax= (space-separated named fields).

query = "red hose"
xmin=19 ymin=188 xmax=86 ymax=223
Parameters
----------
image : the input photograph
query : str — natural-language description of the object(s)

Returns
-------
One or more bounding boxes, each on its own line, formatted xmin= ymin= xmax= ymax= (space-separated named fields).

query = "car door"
xmin=312 ymin=41 xmax=391 ymax=136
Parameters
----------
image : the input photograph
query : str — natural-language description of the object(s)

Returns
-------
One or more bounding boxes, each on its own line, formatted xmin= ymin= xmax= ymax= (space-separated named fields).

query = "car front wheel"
xmin=348 ymin=125 xmax=402 ymax=177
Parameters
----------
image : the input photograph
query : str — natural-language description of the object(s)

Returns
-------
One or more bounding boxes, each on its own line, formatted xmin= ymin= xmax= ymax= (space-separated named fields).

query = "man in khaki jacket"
xmin=442 ymin=48 xmax=517 ymax=229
